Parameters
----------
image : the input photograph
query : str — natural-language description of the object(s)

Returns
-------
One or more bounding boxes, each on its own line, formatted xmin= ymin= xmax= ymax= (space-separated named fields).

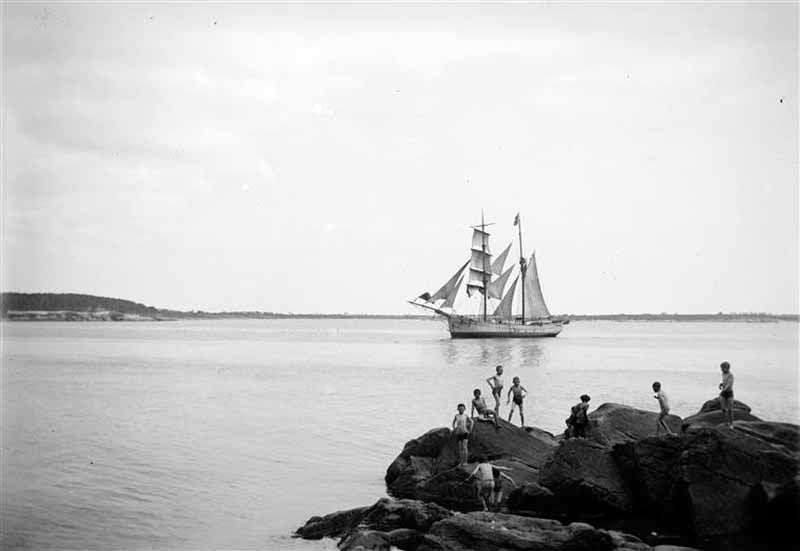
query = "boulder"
xmin=535 ymin=438 xmax=634 ymax=521
xmin=613 ymin=424 xmax=799 ymax=541
xmin=340 ymin=527 xmax=424 ymax=551
xmin=295 ymin=505 xmax=370 ymax=540
xmin=417 ymin=512 xmax=619 ymax=551
xmin=295 ymin=498 xmax=451 ymax=543
xmin=586 ymin=403 xmax=683 ymax=447
xmin=386 ymin=419 xmax=558 ymax=510
xmin=505 ymin=482 xmax=556 ymax=517
xmin=681 ymin=410 xmax=761 ymax=430
xmin=697 ymin=397 xmax=751 ymax=414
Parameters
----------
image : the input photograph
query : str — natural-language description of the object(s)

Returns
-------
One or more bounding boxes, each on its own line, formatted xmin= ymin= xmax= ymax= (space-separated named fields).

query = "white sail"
xmin=523 ymin=252 xmax=552 ymax=318
xmin=493 ymin=276 xmax=519 ymax=319
xmin=491 ymin=243 xmax=511 ymax=275
xmin=471 ymin=228 xmax=491 ymax=255
xmin=467 ymin=228 xmax=492 ymax=296
xmin=442 ymin=275 xmax=463 ymax=309
xmin=430 ymin=260 xmax=468 ymax=302
xmin=487 ymin=265 xmax=514 ymax=300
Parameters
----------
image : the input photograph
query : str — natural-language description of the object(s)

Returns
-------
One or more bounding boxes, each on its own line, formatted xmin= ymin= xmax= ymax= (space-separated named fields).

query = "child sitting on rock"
xmin=471 ymin=389 xmax=499 ymax=429
xmin=565 ymin=394 xmax=590 ymax=438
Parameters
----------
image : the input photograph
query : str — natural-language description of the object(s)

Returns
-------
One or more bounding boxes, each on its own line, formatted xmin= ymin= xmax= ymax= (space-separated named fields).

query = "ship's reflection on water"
xmin=439 ymin=338 xmax=547 ymax=371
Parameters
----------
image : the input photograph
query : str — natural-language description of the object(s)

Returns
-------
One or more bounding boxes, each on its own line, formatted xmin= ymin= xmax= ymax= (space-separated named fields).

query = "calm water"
xmin=2 ymin=319 xmax=798 ymax=550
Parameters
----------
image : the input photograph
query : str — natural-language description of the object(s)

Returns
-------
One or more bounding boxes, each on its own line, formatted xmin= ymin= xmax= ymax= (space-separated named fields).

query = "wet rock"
xmin=339 ymin=527 xmax=424 ymax=551
xmin=586 ymin=403 xmax=683 ymax=447
xmin=505 ymin=482 xmax=556 ymax=516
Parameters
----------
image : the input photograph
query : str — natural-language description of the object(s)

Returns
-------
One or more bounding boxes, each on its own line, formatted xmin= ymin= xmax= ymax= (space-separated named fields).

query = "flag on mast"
xmin=513 ymin=212 xmax=520 ymax=226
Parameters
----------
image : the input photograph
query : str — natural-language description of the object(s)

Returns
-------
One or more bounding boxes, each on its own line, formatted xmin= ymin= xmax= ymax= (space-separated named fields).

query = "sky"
xmin=2 ymin=2 xmax=798 ymax=315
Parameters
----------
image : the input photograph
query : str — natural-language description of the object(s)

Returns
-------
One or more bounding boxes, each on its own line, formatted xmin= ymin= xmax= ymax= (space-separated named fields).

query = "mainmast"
xmin=516 ymin=213 xmax=526 ymax=324
xmin=481 ymin=210 xmax=488 ymax=322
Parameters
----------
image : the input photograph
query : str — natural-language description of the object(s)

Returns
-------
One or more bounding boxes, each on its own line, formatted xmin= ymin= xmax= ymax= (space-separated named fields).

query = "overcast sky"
xmin=3 ymin=3 xmax=797 ymax=314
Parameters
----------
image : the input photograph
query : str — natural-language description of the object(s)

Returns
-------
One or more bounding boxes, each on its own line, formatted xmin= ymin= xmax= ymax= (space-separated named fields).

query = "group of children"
xmin=450 ymin=361 xmax=737 ymax=510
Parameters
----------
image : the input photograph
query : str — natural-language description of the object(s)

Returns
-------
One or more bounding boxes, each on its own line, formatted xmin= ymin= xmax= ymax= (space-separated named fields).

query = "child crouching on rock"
xmin=471 ymin=388 xmax=499 ymax=429
xmin=565 ymin=394 xmax=590 ymax=439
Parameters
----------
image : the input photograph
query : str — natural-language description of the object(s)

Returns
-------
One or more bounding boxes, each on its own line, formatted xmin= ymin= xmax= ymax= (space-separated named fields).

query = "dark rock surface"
xmin=385 ymin=418 xmax=557 ymax=510
xmin=526 ymin=437 xmax=634 ymax=521
xmin=586 ymin=403 xmax=683 ymax=447
xmin=614 ymin=424 xmax=799 ymax=541
xmin=698 ymin=397 xmax=751 ymax=414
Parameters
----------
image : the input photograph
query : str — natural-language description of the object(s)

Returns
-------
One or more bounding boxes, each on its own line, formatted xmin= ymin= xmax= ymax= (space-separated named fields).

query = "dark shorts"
xmin=492 ymin=387 xmax=503 ymax=397
xmin=456 ymin=432 xmax=469 ymax=441
xmin=513 ymin=396 xmax=523 ymax=406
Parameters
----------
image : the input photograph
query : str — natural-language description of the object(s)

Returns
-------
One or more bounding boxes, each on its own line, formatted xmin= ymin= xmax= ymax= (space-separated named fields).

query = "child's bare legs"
xmin=493 ymin=391 xmax=501 ymax=416
xmin=460 ymin=440 xmax=469 ymax=465
xmin=507 ymin=402 xmax=515 ymax=423
xmin=658 ymin=412 xmax=674 ymax=435
xmin=519 ymin=404 xmax=525 ymax=427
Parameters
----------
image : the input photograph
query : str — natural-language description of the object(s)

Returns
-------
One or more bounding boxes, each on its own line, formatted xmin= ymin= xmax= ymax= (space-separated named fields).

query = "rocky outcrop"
xmin=613 ymin=423 xmax=799 ymax=542
xmin=297 ymin=499 xmax=700 ymax=551
xmin=385 ymin=418 xmax=558 ymax=510
xmin=295 ymin=498 xmax=452 ymax=548
xmin=681 ymin=397 xmax=762 ymax=430
xmin=586 ymin=403 xmax=683 ymax=447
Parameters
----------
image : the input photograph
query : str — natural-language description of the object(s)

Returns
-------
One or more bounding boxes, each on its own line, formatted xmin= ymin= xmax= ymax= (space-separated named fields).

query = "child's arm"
xmin=499 ymin=472 xmax=516 ymax=486
xmin=466 ymin=465 xmax=479 ymax=479
xmin=471 ymin=403 xmax=476 ymax=417
xmin=506 ymin=388 xmax=512 ymax=404
xmin=467 ymin=417 xmax=474 ymax=432
xmin=452 ymin=415 xmax=457 ymax=430
xmin=486 ymin=376 xmax=495 ymax=390
xmin=521 ymin=386 xmax=528 ymax=397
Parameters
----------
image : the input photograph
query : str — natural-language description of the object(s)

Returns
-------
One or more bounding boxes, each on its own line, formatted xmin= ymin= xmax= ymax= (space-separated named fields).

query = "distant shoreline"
xmin=2 ymin=293 xmax=797 ymax=322
xmin=3 ymin=311 xmax=797 ymax=323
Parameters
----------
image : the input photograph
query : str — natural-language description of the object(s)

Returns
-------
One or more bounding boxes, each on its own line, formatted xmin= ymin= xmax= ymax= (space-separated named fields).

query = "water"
xmin=2 ymin=319 xmax=798 ymax=550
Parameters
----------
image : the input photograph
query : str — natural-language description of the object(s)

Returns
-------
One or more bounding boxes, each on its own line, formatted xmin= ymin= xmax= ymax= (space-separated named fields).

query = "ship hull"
xmin=447 ymin=317 xmax=563 ymax=338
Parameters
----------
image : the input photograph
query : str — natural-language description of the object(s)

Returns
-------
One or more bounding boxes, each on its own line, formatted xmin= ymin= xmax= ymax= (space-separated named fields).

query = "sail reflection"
xmin=440 ymin=338 xmax=547 ymax=370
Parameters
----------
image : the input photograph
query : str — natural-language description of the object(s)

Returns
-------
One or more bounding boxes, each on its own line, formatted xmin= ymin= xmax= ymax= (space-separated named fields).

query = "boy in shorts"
xmin=486 ymin=365 xmax=504 ymax=416
xmin=652 ymin=381 xmax=674 ymax=435
xmin=466 ymin=456 xmax=495 ymax=511
xmin=719 ymin=361 xmax=735 ymax=428
xmin=452 ymin=403 xmax=473 ymax=465
xmin=506 ymin=376 xmax=528 ymax=426
xmin=471 ymin=389 xmax=499 ymax=429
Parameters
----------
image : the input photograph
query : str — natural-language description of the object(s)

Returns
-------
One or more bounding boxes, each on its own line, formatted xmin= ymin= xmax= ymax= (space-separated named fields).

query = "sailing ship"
xmin=410 ymin=213 xmax=567 ymax=338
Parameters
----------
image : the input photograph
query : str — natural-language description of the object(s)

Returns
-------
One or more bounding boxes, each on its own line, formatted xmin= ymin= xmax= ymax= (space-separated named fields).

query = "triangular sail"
xmin=523 ymin=252 xmax=552 ymax=318
xmin=467 ymin=228 xmax=492 ymax=296
xmin=487 ymin=265 xmax=514 ymax=300
xmin=430 ymin=260 xmax=468 ymax=302
xmin=442 ymin=275 xmax=463 ymax=309
xmin=493 ymin=276 xmax=518 ymax=319
xmin=490 ymin=243 xmax=511 ymax=275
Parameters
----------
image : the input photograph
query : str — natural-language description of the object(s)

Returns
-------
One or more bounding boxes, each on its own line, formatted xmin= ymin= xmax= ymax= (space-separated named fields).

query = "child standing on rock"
xmin=719 ymin=361 xmax=735 ymax=428
xmin=486 ymin=365 xmax=504 ymax=416
xmin=652 ymin=381 xmax=675 ymax=435
xmin=506 ymin=377 xmax=528 ymax=426
xmin=452 ymin=403 xmax=473 ymax=465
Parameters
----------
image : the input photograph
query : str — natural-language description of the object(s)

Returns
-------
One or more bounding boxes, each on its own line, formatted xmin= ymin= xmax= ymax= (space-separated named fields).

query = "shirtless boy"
xmin=452 ymin=403 xmax=473 ymax=465
xmin=486 ymin=365 xmax=504 ymax=416
xmin=466 ymin=456 xmax=495 ymax=511
xmin=719 ymin=361 xmax=735 ymax=428
xmin=471 ymin=389 xmax=499 ymax=428
xmin=506 ymin=377 xmax=527 ymax=426
xmin=652 ymin=381 xmax=674 ymax=435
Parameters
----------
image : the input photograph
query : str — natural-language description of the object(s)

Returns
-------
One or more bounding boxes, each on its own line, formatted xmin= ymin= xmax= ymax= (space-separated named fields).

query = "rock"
xmin=386 ymin=419 xmax=557 ymax=510
xmin=697 ymin=397 xmax=751 ymax=414
xmin=505 ymin=482 xmax=556 ymax=516
xmin=295 ymin=498 xmax=451 ymax=544
xmin=295 ymin=505 xmax=370 ymax=540
xmin=340 ymin=527 xmax=424 ymax=551
xmin=732 ymin=420 xmax=800 ymax=452
xmin=681 ymin=409 xmax=761 ymax=430
xmin=586 ymin=403 xmax=683 ymax=447
xmin=536 ymin=438 xmax=634 ymax=520
xmin=613 ymin=424 xmax=799 ymax=541
xmin=417 ymin=512 xmax=619 ymax=551
xmin=360 ymin=498 xmax=452 ymax=533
